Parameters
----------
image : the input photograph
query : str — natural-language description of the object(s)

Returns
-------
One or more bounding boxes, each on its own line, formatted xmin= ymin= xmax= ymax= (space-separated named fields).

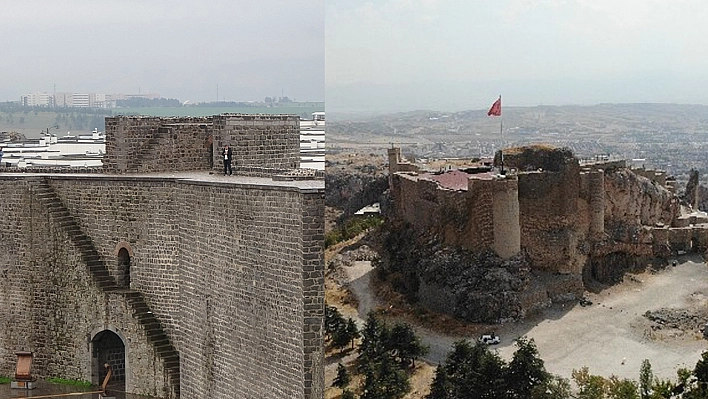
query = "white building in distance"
xmin=20 ymin=92 xmax=53 ymax=107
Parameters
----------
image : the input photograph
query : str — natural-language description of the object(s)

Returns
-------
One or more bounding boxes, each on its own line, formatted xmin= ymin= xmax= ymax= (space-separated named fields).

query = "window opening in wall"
xmin=117 ymin=248 xmax=130 ymax=288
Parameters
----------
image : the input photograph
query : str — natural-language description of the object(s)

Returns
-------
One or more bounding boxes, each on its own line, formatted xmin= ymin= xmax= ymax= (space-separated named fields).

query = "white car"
xmin=479 ymin=334 xmax=500 ymax=345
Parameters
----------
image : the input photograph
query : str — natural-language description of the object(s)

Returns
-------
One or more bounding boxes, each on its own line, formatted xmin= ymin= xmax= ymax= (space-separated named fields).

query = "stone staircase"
xmin=125 ymin=291 xmax=181 ymax=398
xmin=127 ymin=128 xmax=169 ymax=173
xmin=129 ymin=136 xmax=162 ymax=172
xmin=33 ymin=179 xmax=181 ymax=398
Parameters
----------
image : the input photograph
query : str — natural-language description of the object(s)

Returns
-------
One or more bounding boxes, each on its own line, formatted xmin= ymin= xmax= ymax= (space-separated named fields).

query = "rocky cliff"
xmin=585 ymin=167 xmax=678 ymax=284
xmin=603 ymin=168 xmax=679 ymax=228
xmin=325 ymin=153 xmax=389 ymax=217
xmin=377 ymin=221 xmax=532 ymax=323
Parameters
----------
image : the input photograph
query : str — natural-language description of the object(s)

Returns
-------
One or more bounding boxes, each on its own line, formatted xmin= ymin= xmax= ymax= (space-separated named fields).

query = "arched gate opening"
xmin=91 ymin=330 xmax=126 ymax=392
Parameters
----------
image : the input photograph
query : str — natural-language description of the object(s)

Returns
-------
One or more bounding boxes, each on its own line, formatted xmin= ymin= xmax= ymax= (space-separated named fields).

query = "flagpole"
xmin=499 ymin=95 xmax=504 ymax=174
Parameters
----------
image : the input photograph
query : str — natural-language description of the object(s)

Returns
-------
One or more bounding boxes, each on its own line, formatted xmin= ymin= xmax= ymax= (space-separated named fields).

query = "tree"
xmin=425 ymin=340 xmax=505 ymax=399
xmin=531 ymin=375 xmax=572 ymax=399
xmin=361 ymin=354 xmax=410 ymax=399
xmin=506 ymin=337 xmax=549 ymax=398
xmin=356 ymin=312 xmax=413 ymax=399
xmin=346 ymin=317 xmax=360 ymax=350
xmin=333 ymin=363 xmax=350 ymax=389
xmin=325 ymin=305 xmax=346 ymax=340
xmin=332 ymin=317 xmax=360 ymax=352
xmin=606 ymin=376 xmax=639 ymax=399
xmin=358 ymin=311 xmax=389 ymax=372
xmin=332 ymin=323 xmax=353 ymax=352
xmin=639 ymin=359 xmax=653 ymax=399
xmin=341 ymin=390 xmax=356 ymax=399
xmin=427 ymin=365 xmax=453 ymax=399
xmin=695 ymin=351 xmax=708 ymax=387
xmin=683 ymin=352 xmax=708 ymax=398
xmin=573 ymin=367 xmax=607 ymax=399
xmin=650 ymin=378 xmax=675 ymax=399
xmin=388 ymin=322 xmax=428 ymax=368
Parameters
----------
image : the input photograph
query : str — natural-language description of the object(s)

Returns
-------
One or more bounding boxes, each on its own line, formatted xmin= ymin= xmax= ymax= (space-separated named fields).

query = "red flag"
xmin=487 ymin=96 xmax=501 ymax=116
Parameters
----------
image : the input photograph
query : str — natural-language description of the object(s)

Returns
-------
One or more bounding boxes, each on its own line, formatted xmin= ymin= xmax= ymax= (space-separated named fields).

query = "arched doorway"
xmin=91 ymin=330 xmax=126 ymax=392
xmin=117 ymin=248 xmax=130 ymax=288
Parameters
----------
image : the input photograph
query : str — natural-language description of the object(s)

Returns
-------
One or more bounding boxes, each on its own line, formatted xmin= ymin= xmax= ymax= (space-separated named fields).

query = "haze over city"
xmin=0 ymin=0 xmax=324 ymax=103
xmin=326 ymin=0 xmax=708 ymax=114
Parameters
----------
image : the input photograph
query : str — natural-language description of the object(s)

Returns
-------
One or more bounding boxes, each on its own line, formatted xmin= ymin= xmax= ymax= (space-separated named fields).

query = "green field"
xmin=0 ymin=105 xmax=324 ymax=139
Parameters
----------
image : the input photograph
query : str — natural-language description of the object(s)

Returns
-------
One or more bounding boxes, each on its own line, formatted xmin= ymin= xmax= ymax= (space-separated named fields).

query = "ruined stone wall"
xmin=581 ymin=170 xmax=605 ymax=239
xmin=104 ymin=116 xmax=160 ymax=172
xmin=647 ymin=226 xmax=708 ymax=257
xmin=0 ymin=179 xmax=33 ymax=377
xmin=387 ymin=147 xmax=419 ymax=175
xmin=301 ymin=192 xmax=325 ymax=399
xmin=518 ymin=168 xmax=581 ymax=273
xmin=213 ymin=114 xmax=300 ymax=177
xmin=391 ymin=175 xmax=441 ymax=232
xmin=584 ymin=168 xmax=682 ymax=283
xmin=391 ymin=173 xmax=494 ymax=252
xmin=0 ymin=175 xmax=324 ymax=399
xmin=158 ymin=123 xmax=213 ymax=172
xmin=632 ymin=167 xmax=667 ymax=188
xmin=604 ymin=168 xmax=679 ymax=228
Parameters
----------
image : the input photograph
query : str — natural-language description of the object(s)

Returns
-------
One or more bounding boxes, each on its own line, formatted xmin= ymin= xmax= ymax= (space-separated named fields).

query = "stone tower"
xmin=492 ymin=176 xmax=521 ymax=259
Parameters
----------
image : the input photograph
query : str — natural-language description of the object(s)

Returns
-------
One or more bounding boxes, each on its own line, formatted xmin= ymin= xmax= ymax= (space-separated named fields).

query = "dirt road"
xmin=341 ymin=256 xmax=708 ymax=381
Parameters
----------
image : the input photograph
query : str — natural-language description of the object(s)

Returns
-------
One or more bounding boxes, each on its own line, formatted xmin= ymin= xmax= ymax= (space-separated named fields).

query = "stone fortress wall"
xmin=104 ymin=114 xmax=300 ymax=177
xmin=387 ymin=145 xmax=708 ymax=319
xmin=0 ymin=114 xmax=324 ymax=399
xmin=213 ymin=114 xmax=300 ymax=175
xmin=390 ymin=173 xmax=495 ymax=252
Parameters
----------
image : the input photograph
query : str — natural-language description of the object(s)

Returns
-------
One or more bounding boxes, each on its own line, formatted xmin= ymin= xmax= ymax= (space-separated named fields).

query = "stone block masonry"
xmin=490 ymin=177 xmax=520 ymax=259
xmin=213 ymin=114 xmax=300 ymax=176
xmin=0 ymin=173 xmax=324 ymax=399
xmin=104 ymin=116 xmax=213 ymax=174
xmin=104 ymin=114 xmax=300 ymax=177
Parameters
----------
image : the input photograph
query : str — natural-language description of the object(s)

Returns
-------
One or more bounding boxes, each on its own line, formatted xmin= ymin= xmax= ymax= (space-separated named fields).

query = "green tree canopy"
xmin=333 ymin=363 xmax=350 ymax=389
xmin=506 ymin=337 xmax=550 ymax=398
xmin=426 ymin=340 xmax=506 ymax=399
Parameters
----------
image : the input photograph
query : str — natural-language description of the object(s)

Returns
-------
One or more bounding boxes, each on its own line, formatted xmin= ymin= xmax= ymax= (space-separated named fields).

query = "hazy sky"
xmin=0 ymin=0 xmax=324 ymax=103
xmin=326 ymin=0 xmax=708 ymax=113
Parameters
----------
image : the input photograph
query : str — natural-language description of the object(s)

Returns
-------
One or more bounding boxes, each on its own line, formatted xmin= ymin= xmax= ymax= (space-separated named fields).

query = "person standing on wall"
xmin=222 ymin=144 xmax=233 ymax=176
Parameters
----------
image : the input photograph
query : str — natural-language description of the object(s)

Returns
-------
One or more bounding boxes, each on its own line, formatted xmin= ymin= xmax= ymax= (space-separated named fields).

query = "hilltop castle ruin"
xmin=384 ymin=145 xmax=706 ymax=322
xmin=0 ymin=114 xmax=324 ymax=399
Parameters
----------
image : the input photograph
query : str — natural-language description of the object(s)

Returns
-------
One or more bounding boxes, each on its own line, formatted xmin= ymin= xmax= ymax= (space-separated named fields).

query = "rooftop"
xmin=0 ymin=171 xmax=324 ymax=193
xmin=417 ymin=169 xmax=497 ymax=191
